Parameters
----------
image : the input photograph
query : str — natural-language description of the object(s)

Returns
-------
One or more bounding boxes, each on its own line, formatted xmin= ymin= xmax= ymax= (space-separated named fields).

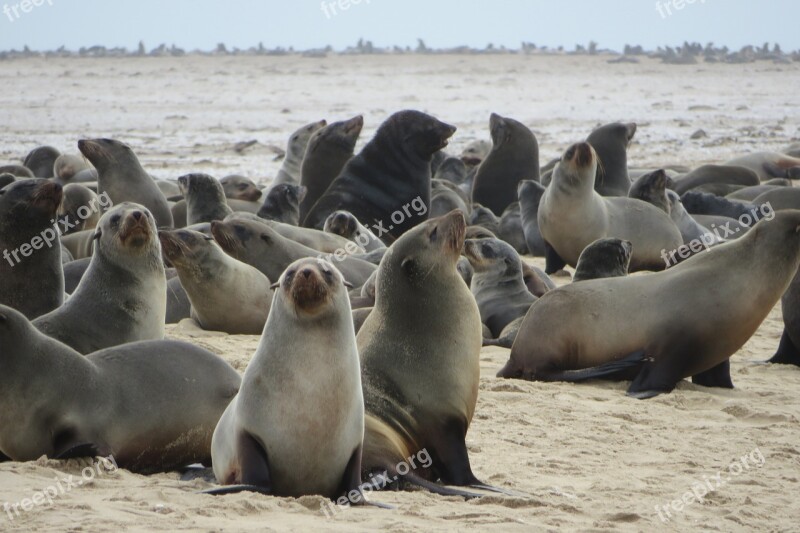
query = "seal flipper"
xmin=539 ymin=350 xmax=646 ymax=382
xmin=626 ymin=355 xmax=682 ymax=399
xmin=202 ymin=431 xmax=272 ymax=496
xmin=692 ymin=360 xmax=734 ymax=388
xmin=53 ymin=429 xmax=109 ymax=460
xmin=544 ymin=241 xmax=567 ymax=275
xmin=768 ymin=330 xmax=800 ymax=366
xmin=0 ymin=451 xmax=11 ymax=462
xmin=337 ymin=444 xmax=390 ymax=507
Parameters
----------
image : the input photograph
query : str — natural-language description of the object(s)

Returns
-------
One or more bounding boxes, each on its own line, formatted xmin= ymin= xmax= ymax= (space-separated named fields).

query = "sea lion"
xmin=211 ymin=218 xmax=376 ymax=287
xmin=724 ymin=152 xmax=800 ymax=181
xmin=257 ymin=183 xmax=306 ymax=225
xmin=273 ymin=119 xmax=327 ymax=186
xmin=58 ymin=184 xmax=106 ymax=234
xmin=0 ymin=304 xmax=240 ymax=473
xmin=299 ymin=115 xmax=363 ymax=222
xmin=0 ymin=179 xmax=64 ymax=319
xmin=53 ymin=153 xmax=92 ymax=183
xmin=572 ymin=238 xmax=632 ymax=282
xmin=770 ymin=269 xmax=800 ymax=366
xmin=670 ymin=164 xmax=761 ymax=195
xmin=464 ymin=238 xmax=536 ymax=337
xmin=517 ymin=180 xmax=547 ymax=256
xmin=471 ymin=113 xmax=540 ymax=216
xmin=210 ymin=258 xmax=366 ymax=500
xmin=23 ymin=145 xmax=60 ymax=178
xmin=178 ymin=173 xmax=233 ymax=224
xmin=160 ymin=229 xmax=272 ymax=335
xmin=78 ymin=138 xmax=174 ymax=228
xmin=538 ymin=142 xmax=682 ymax=272
xmin=323 ymin=210 xmax=385 ymax=252
xmin=497 ymin=201 xmax=528 ymax=255
xmin=693 ymin=215 xmax=749 ymax=239
xmin=34 ymin=203 xmax=166 ymax=354
xmin=220 ymin=174 xmax=262 ymax=202
xmin=156 ymin=179 xmax=181 ymax=199
xmin=303 ymin=110 xmax=455 ymax=240
xmin=499 ymin=210 xmax=800 ymax=398
xmin=586 ymin=122 xmax=637 ymax=196
xmin=358 ymin=211 xmax=497 ymax=495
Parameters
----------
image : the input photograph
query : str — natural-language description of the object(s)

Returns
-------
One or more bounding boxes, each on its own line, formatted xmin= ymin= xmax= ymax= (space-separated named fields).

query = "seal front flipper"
xmin=202 ymin=431 xmax=272 ymax=496
xmin=0 ymin=451 xmax=10 ymax=462
xmin=544 ymin=241 xmax=567 ymax=275
xmin=692 ymin=360 xmax=734 ymax=389
xmin=768 ymin=330 xmax=800 ymax=366
xmin=53 ymin=429 xmax=110 ymax=460
xmin=337 ymin=444 xmax=392 ymax=508
xmin=626 ymin=355 xmax=682 ymax=400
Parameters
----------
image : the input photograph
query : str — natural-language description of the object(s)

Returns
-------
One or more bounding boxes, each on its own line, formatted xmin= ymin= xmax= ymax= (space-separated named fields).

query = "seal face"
xmin=274 ymin=119 xmax=328 ymax=186
xmin=257 ymin=183 xmax=307 ymax=225
xmin=211 ymin=258 xmax=365 ymax=498
xmin=178 ymin=173 xmax=233 ymax=224
xmin=586 ymin=122 xmax=637 ymax=197
xmin=220 ymin=174 xmax=262 ymax=202
xmin=573 ymin=238 xmax=633 ymax=282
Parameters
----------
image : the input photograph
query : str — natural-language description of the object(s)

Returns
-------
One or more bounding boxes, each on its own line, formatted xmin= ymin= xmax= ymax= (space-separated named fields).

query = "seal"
xmin=220 ymin=174 xmax=263 ymax=202
xmin=78 ymin=138 xmax=174 ymax=228
xmin=0 ymin=179 xmax=64 ymax=319
xmin=60 ymin=229 xmax=97 ymax=259
xmin=210 ymin=257 xmax=366 ymax=500
xmin=469 ymin=205 xmax=501 ymax=236
xmin=629 ymin=169 xmax=671 ymax=213
xmin=23 ymin=145 xmax=61 ymax=178
xmin=665 ymin=190 xmax=725 ymax=247
xmin=0 ymin=304 xmax=241 ymax=473
xmin=58 ymin=184 xmax=105 ymax=234
xmin=498 ymin=201 xmax=528 ymax=255
xmin=770 ymin=270 xmax=800 ymax=366
xmin=166 ymin=276 xmax=192 ymax=324
xmin=0 ymin=173 xmax=15 ymax=189
xmin=680 ymin=191 xmax=762 ymax=222
xmin=464 ymin=238 xmax=536 ymax=337
xmin=299 ymin=115 xmax=363 ymax=222
xmin=724 ymin=152 xmax=800 ymax=181
xmin=499 ymin=210 xmax=800 ymax=398
xmin=0 ymin=164 xmax=34 ymax=178
xmin=53 ymin=153 xmax=92 ymax=183
xmin=323 ymin=210 xmax=386 ymax=252
xmin=430 ymin=178 xmax=470 ymax=218
xmin=358 ymin=211 xmax=502 ymax=496
xmin=34 ymin=203 xmax=167 ymax=354
xmin=460 ymin=140 xmax=492 ymax=167
xmin=159 ymin=228 xmax=273 ymax=335
xmin=273 ymin=119 xmax=327 ymax=186
xmin=225 ymin=213 xmax=362 ymax=254
xmin=586 ymin=122 xmax=637 ymax=196
xmin=171 ymin=199 xmax=187 ymax=228
xmin=471 ymin=113 xmax=540 ymax=216
xmin=517 ymin=180 xmax=547 ymax=256
xmin=257 ymin=183 xmax=307 ymax=225
xmin=211 ymin=217 xmax=376 ymax=287
xmin=303 ymin=110 xmax=455 ymax=240
xmin=178 ymin=173 xmax=233 ymax=224
xmin=671 ymin=164 xmax=761 ymax=195
xmin=754 ymin=187 xmax=800 ymax=211
xmin=434 ymin=156 xmax=469 ymax=186
xmin=573 ymin=238 xmax=632 ymax=282
xmin=538 ymin=142 xmax=682 ymax=272
xmin=727 ymin=182 xmax=790 ymax=202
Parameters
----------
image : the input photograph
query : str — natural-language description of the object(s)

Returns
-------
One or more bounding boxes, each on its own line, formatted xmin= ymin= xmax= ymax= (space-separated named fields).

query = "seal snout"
xmin=283 ymin=260 xmax=336 ymax=313
xmin=31 ymin=180 xmax=63 ymax=214
xmin=118 ymin=208 xmax=152 ymax=246
xmin=564 ymin=142 xmax=595 ymax=168
xmin=437 ymin=210 xmax=466 ymax=254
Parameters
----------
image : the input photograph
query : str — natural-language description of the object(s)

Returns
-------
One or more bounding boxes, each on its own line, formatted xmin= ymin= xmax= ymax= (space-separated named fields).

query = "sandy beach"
xmin=1 ymin=54 xmax=799 ymax=532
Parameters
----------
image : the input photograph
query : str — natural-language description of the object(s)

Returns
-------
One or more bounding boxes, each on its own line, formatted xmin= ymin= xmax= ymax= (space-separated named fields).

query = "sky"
xmin=1 ymin=0 xmax=799 ymax=52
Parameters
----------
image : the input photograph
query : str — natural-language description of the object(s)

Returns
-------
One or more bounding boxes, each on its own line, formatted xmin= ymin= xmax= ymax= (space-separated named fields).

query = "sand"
xmin=1 ymin=54 xmax=799 ymax=532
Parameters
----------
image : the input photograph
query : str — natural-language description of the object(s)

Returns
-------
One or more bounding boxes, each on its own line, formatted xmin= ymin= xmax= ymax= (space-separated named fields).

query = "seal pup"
xmin=160 ymin=229 xmax=272 ymax=335
xmin=430 ymin=179 xmax=470 ymax=218
xmin=53 ymin=153 xmax=92 ymax=183
xmin=629 ymin=169 xmax=671 ymax=213
xmin=58 ymin=184 xmax=106 ymax=234
xmin=78 ymin=138 xmax=173 ymax=228
xmin=210 ymin=258 xmax=367 ymax=500
xmin=23 ymin=145 xmax=61 ymax=178
xmin=464 ymin=238 xmax=536 ymax=338
xmin=573 ymin=238 xmax=632 ymax=282
xmin=670 ymin=164 xmax=761 ymax=195
xmin=257 ymin=183 xmax=306 ymax=225
xmin=517 ymin=180 xmax=547 ymax=256
xmin=471 ymin=113 xmax=540 ymax=216
xmin=538 ymin=142 xmax=682 ymax=272
xmin=724 ymin=152 xmax=800 ymax=181
xmin=304 ymin=110 xmax=455 ymax=240
xmin=359 ymin=211 xmax=501 ymax=496
xmin=211 ymin=218 xmax=376 ymax=287
xmin=469 ymin=205 xmax=501 ymax=236
xmin=178 ymin=173 xmax=233 ymax=224
xmin=299 ymin=115 xmax=363 ymax=221
xmin=460 ymin=140 xmax=492 ymax=167
xmin=323 ymin=210 xmax=385 ymax=252
xmin=273 ymin=119 xmax=327 ymax=186
xmin=586 ymin=122 xmax=637 ymax=196
xmin=499 ymin=210 xmax=800 ymax=398
xmin=220 ymin=174 xmax=262 ymax=202
xmin=498 ymin=202 xmax=528 ymax=255
xmin=34 ymin=203 xmax=166 ymax=354
xmin=434 ymin=156 xmax=469 ymax=186
xmin=0 ymin=304 xmax=240 ymax=473
xmin=0 ymin=179 xmax=64 ymax=319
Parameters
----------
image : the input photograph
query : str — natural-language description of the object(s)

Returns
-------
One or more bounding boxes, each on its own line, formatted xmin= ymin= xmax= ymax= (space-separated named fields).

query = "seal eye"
xmin=482 ymin=244 xmax=494 ymax=258
xmin=260 ymin=234 xmax=272 ymax=245
xmin=401 ymin=257 xmax=417 ymax=278
xmin=429 ymin=227 xmax=438 ymax=242
xmin=110 ymin=215 xmax=121 ymax=226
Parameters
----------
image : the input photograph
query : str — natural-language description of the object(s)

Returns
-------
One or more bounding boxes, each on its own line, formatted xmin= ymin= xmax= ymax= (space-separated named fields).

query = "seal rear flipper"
xmin=201 ymin=484 xmax=273 ymax=496
xmin=398 ymin=472 xmax=484 ymax=499
xmin=768 ymin=330 xmax=800 ymax=366
xmin=54 ymin=443 xmax=105 ymax=460
xmin=543 ymin=241 xmax=567 ymax=275
xmin=626 ymin=356 xmax=681 ymax=399
xmin=692 ymin=359 xmax=734 ymax=388
xmin=540 ymin=350 xmax=647 ymax=382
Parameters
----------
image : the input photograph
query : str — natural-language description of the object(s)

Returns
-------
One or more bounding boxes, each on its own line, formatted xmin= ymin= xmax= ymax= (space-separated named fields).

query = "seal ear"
xmin=0 ymin=311 xmax=7 ymax=323
xmin=93 ymin=229 xmax=102 ymax=240
xmin=270 ymin=281 xmax=280 ymax=290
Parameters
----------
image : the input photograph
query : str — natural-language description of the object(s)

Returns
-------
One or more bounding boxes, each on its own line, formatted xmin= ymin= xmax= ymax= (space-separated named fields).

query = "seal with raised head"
xmin=471 ymin=113 xmax=540 ymax=216
xmin=178 ymin=173 xmax=233 ymax=225
xmin=538 ymin=142 xmax=682 ymax=273
xmin=78 ymin=138 xmax=174 ymax=228
xmin=586 ymin=122 xmax=637 ymax=196
xmin=0 ymin=304 xmax=240 ymax=473
xmin=273 ymin=119 xmax=327 ymax=186
xmin=358 ymin=211 xmax=502 ymax=496
xmin=34 ymin=203 xmax=166 ymax=354
xmin=0 ymin=179 xmax=64 ymax=319
xmin=160 ymin=228 xmax=273 ymax=335
xmin=210 ymin=257 xmax=366 ymax=499
xmin=299 ymin=115 xmax=363 ymax=222
xmin=257 ymin=183 xmax=306 ymax=225
xmin=499 ymin=210 xmax=800 ymax=398
xmin=303 ymin=110 xmax=455 ymax=240
xmin=220 ymin=174 xmax=262 ymax=202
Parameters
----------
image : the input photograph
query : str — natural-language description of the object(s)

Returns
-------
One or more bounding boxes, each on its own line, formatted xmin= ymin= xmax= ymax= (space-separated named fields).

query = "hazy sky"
xmin=1 ymin=0 xmax=799 ymax=52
